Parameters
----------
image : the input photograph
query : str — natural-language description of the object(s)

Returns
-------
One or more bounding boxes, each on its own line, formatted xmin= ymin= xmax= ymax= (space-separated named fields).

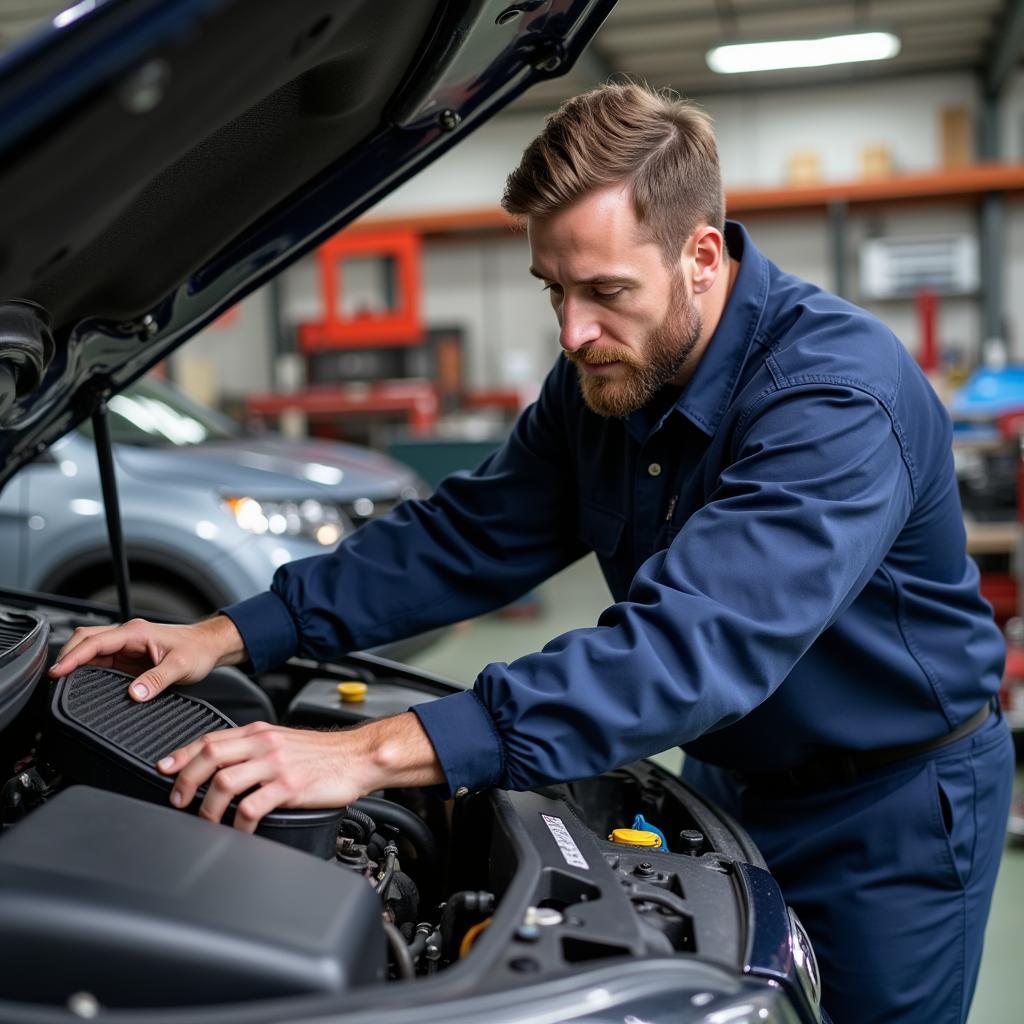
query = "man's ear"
xmin=688 ymin=226 xmax=725 ymax=295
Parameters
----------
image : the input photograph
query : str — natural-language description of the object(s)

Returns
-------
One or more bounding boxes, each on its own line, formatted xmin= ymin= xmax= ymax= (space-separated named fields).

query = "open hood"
xmin=0 ymin=0 xmax=615 ymax=489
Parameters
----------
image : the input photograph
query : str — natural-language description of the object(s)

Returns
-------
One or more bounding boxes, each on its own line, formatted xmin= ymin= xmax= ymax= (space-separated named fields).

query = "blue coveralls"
xmin=227 ymin=222 xmax=1014 ymax=1023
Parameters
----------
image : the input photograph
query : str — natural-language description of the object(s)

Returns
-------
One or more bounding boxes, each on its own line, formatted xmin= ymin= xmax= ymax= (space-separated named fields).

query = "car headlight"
xmin=223 ymin=496 xmax=349 ymax=546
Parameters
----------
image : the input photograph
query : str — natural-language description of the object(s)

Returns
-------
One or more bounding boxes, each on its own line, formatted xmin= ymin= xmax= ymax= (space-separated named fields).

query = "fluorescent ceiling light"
xmin=707 ymin=31 xmax=900 ymax=74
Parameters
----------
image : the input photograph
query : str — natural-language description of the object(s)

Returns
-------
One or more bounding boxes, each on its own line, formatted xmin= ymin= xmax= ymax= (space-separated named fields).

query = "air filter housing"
xmin=51 ymin=666 xmax=343 ymax=858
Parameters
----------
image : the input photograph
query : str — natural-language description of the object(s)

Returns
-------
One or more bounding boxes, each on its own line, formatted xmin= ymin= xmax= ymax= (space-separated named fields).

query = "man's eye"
xmin=593 ymin=288 xmax=623 ymax=301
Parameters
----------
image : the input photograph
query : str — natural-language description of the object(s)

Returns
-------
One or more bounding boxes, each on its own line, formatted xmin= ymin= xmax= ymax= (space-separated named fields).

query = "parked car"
xmin=0 ymin=2 xmax=822 ymax=1024
xmin=0 ymin=373 xmax=425 ymax=619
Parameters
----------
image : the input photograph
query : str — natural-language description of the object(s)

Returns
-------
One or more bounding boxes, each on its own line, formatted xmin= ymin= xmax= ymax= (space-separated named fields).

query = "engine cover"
xmin=0 ymin=786 xmax=385 ymax=1007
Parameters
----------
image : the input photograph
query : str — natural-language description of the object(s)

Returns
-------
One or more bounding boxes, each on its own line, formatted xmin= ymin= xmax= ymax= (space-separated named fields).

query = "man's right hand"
xmin=49 ymin=613 xmax=248 ymax=702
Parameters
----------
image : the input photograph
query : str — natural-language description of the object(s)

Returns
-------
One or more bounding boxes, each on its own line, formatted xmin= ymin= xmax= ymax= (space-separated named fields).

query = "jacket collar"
xmin=626 ymin=221 xmax=770 ymax=442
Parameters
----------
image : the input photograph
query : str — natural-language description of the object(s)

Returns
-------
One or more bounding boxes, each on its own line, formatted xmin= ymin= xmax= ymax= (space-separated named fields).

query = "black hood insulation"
xmin=51 ymin=666 xmax=342 ymax=858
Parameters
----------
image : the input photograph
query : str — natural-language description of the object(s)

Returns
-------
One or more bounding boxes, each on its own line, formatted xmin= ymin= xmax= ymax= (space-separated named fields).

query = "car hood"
xmin=0 ymin=0 xmax=615 ymax=490
xmin=114 ymin=436 xmax=420 ymax=499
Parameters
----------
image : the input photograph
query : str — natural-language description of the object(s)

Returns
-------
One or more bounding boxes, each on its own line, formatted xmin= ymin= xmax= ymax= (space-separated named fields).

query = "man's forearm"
xmin=354 ymin=711 xmax=446 ymax=791
xmin=204 ymin=612 xmax=249 ymax=668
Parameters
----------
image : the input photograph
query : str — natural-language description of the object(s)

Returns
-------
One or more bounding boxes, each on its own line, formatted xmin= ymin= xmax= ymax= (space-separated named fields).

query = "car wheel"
xmin=85 ymin=581 xmax=209 ymax=622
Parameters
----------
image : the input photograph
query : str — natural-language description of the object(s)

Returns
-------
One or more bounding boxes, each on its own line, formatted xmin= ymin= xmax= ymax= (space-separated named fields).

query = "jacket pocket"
xmin=577 ymin=500 xmax=626 ymax=558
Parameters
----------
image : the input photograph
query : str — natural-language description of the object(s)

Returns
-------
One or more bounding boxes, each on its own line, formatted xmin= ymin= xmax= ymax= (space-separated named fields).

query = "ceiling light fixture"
xmin=707 ymin=31 xmax=900 ymax=74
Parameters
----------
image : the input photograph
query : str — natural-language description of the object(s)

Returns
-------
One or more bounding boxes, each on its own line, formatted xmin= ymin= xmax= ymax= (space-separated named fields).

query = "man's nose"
xmin=558 ymin=300 xmax=601 ymax=353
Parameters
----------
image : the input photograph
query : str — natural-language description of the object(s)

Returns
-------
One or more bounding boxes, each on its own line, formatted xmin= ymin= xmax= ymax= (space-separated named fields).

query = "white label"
xmin=541 ymin=814 xmax=589 ymax=870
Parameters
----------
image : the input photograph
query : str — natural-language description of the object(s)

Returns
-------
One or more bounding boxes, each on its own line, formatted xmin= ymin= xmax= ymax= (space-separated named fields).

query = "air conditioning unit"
xmin=859 ymin=235 xmax=979 ymax=299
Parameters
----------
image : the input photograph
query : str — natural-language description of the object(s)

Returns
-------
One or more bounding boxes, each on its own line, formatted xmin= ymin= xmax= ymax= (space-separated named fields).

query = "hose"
xmin=352 ymin=797 xmax=441 ymax=903
xmin=406 ymin=922 xmax=440 ymax=963
xmin=340 ymin=807 xmax=377 ymax=844
xmin=439 ymin=890 xmax=496 ymax=961
xmin=458 ymin=917 xmax=492 ymax=959
xmin=383 ymin=921 xmax=415 ymax=980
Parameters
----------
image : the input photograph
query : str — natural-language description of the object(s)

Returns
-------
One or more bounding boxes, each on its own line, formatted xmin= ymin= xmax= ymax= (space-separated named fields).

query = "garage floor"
xmin=406 ymin=554 xmax=1024 ymax=1024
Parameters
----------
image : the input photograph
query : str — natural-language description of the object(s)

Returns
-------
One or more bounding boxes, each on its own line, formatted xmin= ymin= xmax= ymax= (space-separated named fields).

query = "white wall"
xmin=710 ymin=73 xmax=979 ymax=187
xmin=377 ymin=72 xmax=981 ymax=208
xmin=170 ymin=288 xmax=273 ymax=402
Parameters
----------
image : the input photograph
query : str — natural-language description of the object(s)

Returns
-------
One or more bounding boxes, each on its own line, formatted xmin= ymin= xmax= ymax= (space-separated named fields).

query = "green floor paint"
xmin=406 ymin=554 xmax=1023 ymax=1020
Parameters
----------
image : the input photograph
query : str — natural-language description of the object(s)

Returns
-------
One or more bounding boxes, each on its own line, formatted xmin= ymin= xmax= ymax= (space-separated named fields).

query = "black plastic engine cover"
xmin=51 ymin=666 xmax=343 ymax=858
xmin=0 ymin=786 xmax=384 ymax=1007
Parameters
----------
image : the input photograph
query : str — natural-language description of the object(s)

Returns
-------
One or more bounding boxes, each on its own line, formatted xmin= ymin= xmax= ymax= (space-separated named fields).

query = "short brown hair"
xmin=502 ymin=82 xmax=724 ymax=264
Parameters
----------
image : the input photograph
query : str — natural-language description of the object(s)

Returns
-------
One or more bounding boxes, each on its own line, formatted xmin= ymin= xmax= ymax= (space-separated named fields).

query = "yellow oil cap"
xmin=337 ymin=681 xmax=368 ymax=703
xmin=610 ymin=828 xmax=663 ymax=849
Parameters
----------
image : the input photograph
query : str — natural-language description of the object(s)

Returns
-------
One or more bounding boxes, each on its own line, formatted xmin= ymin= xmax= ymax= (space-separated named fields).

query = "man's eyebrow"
xmin=528 ymin=267 xmax=639 ymax=286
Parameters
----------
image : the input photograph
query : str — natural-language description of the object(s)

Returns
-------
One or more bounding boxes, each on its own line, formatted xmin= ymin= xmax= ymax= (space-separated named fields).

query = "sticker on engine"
xmin=541 ymin=813 xmax=589 ymax=870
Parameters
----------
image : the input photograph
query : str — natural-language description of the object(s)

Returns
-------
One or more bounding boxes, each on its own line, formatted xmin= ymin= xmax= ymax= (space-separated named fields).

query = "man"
xmin=52 ymin=84 xmax=1013 ymax=1023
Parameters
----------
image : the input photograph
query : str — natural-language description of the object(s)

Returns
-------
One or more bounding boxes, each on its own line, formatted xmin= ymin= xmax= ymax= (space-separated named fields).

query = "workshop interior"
xmin=0 ymin=1 xmax=1022 ymax=1022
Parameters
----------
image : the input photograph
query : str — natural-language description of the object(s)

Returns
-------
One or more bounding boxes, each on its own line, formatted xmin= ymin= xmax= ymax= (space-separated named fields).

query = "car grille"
xmin=59 ymin=667 xmax=230 ymax=764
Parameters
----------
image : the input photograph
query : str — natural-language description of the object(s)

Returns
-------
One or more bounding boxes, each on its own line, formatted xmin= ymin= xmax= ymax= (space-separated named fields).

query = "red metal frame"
xmin=246 ymin=381 xmax=439 ymax=435
xmin=299 ymin=230 xmax=423 ymax=350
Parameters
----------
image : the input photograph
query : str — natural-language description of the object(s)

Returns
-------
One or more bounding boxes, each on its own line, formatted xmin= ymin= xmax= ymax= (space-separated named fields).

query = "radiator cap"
xmin=337 ymin=681 xmax=368 ymax=703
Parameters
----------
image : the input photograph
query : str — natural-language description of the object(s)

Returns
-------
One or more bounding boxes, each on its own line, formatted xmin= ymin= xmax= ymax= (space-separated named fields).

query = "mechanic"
xmin=52 ymin=83 xmax=1014 ymax=1024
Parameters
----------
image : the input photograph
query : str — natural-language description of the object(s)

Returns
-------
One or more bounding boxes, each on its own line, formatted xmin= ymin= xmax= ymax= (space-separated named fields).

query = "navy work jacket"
xmin=226 ymin=222 xmax=1004 ymax=796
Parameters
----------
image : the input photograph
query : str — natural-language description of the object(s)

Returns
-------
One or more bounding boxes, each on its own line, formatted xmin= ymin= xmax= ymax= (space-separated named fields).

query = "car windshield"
xmin=77 ymin=377 xmax=238 ymax=448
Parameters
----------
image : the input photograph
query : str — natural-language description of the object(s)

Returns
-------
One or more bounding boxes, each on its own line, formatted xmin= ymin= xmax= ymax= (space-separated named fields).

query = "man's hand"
xmin=49 ymin=614 xmax=247 ymax=701
xmin=157 ymin=712 xmax=445 ymax=832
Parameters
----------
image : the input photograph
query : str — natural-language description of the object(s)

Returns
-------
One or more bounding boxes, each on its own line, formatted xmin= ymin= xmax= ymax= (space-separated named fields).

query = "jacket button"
xmin=647 ymin=462 xmax=662 ymax=477
xmin=455 ymin=786 xmax=470 ymax=798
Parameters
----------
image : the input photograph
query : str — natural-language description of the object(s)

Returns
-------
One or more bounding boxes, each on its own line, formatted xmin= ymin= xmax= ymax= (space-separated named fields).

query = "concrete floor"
xmin=406 ymin=554 xmax=1024 ymax=1023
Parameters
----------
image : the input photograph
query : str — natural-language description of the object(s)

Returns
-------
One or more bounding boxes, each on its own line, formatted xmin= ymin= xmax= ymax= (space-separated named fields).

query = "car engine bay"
xmin=0 ymin=599 xmax=819 ymax=1021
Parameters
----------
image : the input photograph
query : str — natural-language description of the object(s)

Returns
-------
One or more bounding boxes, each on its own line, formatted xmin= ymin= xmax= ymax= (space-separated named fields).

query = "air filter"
xmin=51 ymin=666 xmax=343 ymax=858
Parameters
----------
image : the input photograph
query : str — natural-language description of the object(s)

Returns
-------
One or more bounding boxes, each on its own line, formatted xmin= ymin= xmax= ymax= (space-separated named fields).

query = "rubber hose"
xmin=353 ymin=797 xmax=441 ymax=901
xmin=383 ymin=920 xmax=415 ymax=980
xmin=341 ymin=807 xmax=377 ymax=844
xmin=406 ymin=923 xmax=434 ymax=962
xmin=439 ymin=890 xmax=496 ymax=961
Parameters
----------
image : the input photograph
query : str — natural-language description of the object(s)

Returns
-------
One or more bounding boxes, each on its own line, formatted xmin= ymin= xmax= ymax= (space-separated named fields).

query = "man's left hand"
xmin=156 ymin=712 xmax=444 ymax=832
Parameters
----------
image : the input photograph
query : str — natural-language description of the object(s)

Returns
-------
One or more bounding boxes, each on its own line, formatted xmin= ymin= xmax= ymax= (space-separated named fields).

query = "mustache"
xmin=566 ymin=345 xmax=640 ymax=367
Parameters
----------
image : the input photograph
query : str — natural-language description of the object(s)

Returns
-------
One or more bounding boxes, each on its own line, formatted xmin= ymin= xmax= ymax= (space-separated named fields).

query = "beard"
xmin=567 ymin=276 xmax=703 ymax=418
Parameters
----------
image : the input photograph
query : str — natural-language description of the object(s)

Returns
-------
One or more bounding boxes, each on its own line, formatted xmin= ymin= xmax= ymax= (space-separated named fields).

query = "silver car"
xmin=0 ymin=374 xmax=424 ymax=619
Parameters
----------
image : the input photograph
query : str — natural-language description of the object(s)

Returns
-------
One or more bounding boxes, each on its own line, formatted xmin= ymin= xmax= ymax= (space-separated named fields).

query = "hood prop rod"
xmin=92 ymin=403 xmax=133 ymax=622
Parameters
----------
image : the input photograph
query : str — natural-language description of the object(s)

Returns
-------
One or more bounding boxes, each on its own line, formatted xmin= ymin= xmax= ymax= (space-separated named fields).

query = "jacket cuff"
xmin=412 ymin=690 xmax=504 ymax=797
xmin=221 ymin=591 xmax=298 ymax=673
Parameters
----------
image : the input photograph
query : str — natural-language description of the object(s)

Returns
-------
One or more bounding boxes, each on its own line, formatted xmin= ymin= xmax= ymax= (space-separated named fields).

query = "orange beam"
xmin=345 ymin=164 xmax=1024 ymax=238
xmin=347 ymin=207 xmax=518 ymax=237
xmin=727 ymin=163 xmax=1024 ymax=213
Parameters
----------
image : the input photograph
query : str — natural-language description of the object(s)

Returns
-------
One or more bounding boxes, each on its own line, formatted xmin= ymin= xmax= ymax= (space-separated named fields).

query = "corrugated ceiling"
xmin=516 ymin=0 xmax=1011 ymax=108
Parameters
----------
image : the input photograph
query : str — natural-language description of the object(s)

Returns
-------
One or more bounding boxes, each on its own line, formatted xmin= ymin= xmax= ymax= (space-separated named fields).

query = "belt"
xmin=735 ymin=699 xmax=997 ymax=797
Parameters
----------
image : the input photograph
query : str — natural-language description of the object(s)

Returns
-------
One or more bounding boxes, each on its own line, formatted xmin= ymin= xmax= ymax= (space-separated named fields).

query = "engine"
xmin=0 ymin=600 xmax=809 ymax=1018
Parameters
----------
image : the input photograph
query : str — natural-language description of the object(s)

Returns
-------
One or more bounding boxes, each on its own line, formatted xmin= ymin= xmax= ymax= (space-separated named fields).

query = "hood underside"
xmin=0 ymin=0 xmax=615 ymax=488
